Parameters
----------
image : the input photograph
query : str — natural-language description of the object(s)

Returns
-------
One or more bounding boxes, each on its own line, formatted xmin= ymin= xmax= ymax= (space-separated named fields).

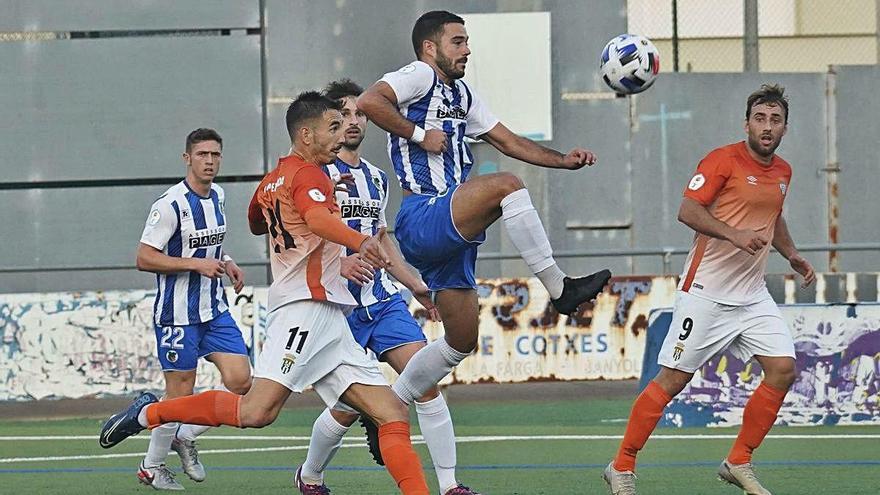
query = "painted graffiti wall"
xmin=0 ymin=277 xmax=670 ymax=400
xmin=642 ymin=304 xmax=880 ymax=427
xmin=0 ymin=288 xmax=269 ymax=401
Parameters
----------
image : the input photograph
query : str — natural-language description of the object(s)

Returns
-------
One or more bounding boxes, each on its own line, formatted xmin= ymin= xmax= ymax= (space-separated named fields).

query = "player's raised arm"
xmin=480 ymin=122 xmax=597 ymax=170
xmin=358 ymin=82 xmax=448 ymax=155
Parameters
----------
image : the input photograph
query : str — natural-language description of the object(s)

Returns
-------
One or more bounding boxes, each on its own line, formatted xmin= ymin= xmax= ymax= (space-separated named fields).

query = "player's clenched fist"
xmin=359 ymin=228 xmax=393 ymax=269
xmin=193 ymin=258 xmax=226 ymax=278
xmin=420 ymin=129 xmax=449 ymax=154
xmin=562 ymin=148 xmax=597 ymax=169
xmin=728 ymin=229 xmax=769 ymax=255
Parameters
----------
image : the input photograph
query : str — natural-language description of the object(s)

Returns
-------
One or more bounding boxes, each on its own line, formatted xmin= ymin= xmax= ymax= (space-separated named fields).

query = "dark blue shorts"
xmin=347 ymin=293 xmax=426 ymax=360
xmin=154 ymin=311 xmax=248 ymax=371
xmin=394 ymin=185 xmax=485 ymax=291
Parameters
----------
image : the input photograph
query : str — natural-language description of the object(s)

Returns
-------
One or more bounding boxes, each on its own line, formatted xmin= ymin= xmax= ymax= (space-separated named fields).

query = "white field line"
xmin=1 ymin=433 xmax=878 ymax=442
xmin=1 ymin=434 xmax=878 ymax=464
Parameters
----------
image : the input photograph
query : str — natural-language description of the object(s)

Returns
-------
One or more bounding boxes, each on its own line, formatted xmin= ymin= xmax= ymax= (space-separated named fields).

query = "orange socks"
xmin=378 ymin=421 xmax=429 ymax=495
xmin=727 ymin=382 xmax=787 ymax=464
xmin=146 ymin=390 xmax=242 ymax=429
xmin=613 ymin=381 xmax=672 ymax=472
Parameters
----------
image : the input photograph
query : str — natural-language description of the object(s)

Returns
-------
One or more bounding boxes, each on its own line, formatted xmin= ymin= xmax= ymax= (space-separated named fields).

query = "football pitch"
xmin=1 ymin=395 xmax=877 ymax=494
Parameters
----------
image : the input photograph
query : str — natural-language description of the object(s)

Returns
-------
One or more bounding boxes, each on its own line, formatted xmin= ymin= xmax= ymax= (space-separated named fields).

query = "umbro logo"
xmin=746 ymin=176 xmax=758 ymax=185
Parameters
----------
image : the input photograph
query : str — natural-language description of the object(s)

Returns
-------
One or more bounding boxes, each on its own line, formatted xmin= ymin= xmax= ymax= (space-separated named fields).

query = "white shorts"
xmin=657 ymin=291 xmax=795 ymax=373
xmin=254 ymin=299 xmax=387 ymax=407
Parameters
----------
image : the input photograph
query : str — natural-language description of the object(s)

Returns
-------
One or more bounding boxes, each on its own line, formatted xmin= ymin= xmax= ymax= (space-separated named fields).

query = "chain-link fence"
xmin=628 ymin=0 xmax=879 ymax=72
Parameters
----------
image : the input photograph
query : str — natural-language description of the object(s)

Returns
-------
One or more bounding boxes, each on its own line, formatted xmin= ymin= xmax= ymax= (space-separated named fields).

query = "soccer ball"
xmin=599 ymin=34 xmax=660 ymax=94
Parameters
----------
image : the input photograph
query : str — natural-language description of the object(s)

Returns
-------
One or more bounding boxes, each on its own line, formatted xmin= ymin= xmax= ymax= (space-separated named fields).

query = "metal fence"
xmin=628 ymin=0 xmax=880 ymax=72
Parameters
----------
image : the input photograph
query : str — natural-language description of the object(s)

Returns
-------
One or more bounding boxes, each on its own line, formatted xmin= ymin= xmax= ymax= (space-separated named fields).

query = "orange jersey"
xmin=249 ymin=154 xmax=356 ymax=311
xmin=678 ymin=141 xmax=792 ymax=305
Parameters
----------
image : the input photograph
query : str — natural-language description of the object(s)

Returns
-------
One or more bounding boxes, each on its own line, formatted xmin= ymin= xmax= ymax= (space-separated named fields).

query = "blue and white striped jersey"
xmin=140 ymin=180 xmax=230 ymax=326
xmin=323 ymin=157 xmax=399 ymax=307
xmin=380 ymin=61 xmax=499 ymax=196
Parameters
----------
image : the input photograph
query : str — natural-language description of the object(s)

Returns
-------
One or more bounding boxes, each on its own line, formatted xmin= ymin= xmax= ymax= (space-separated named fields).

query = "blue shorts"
xmin=395 ymin=185 xmax=485 ymax=291
xmin=154 ymin=311 xmax=248 ymax=371
xmin=347 ymin=293 xmax=426 ymax=360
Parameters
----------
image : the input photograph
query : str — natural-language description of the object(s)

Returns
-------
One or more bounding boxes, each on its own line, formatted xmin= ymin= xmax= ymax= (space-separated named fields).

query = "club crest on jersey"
xmin=372 ymin=175 xmax=383 ymax=191
xmin=166 ymin=350 xmax=178 ymax=363
xmin=673 ymin=343 xmax=685 ymax=361
xmin=281 ymin=353 xmax=296 ymax=374
xmin=779 ymin=183 xmax=787 ymax=195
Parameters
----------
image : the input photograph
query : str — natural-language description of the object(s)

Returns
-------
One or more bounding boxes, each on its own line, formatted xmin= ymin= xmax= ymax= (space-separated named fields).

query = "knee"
xmin=373 ymin=401 xmax=410 ymax=425
xmin=494 ymin=172 xmax=525 ymax=197
xmin=418 ymin=387 xmax=440 ymax=403
xmin=224 ymin=377 xmax=252 ymax=395
xmin=767 ymin=364 xmax=797 ymax=390
xmin=239 ymin=406 xmax=279 ymax=428
xmin=654 ymin=367 xmax=693 ymax=397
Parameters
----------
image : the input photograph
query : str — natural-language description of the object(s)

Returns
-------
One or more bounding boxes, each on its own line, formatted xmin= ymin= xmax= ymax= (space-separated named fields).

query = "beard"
xmin=436 ymin=51 xmax=465 ymax=79
xmin=343 ymin=132 xmax=364 ymax=151
xmin=747 ymin=133 xmax=781 ymax=158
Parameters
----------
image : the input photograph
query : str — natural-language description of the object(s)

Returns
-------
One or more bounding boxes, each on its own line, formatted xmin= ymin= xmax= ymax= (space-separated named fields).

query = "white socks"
xmin=393 ymin=338 xmax=470 ymax=405
xmin=500 ymin=188 xmax=566 ymax=299
xmin=301 ymin=408 xmax=350 ymax=485
xmin=175 ymin=423 xmax=211 ymax=442
xmin=137 ymin=404 xmax=150 ymax=427
xmin=416 ymin=394 xmax=458 ymax=493
xmin=144 ymin=422 xmax=178 ymax=467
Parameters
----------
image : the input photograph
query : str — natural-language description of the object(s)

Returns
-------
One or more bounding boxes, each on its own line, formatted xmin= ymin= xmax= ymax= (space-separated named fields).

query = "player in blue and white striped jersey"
xmin=358 ymin=10 xmax=612 ymax=420
xmin=135 ymin=129 xmax=252 ymax=490
xmin=323 ymin=156 xmax=396 ymax=307
xmin=295 ymin=80 xmax=479 ymax=495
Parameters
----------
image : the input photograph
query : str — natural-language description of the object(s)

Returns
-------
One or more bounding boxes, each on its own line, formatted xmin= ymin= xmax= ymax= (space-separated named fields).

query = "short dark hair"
xmin=746 ymin=84 xmax=789 ymax=123
xmin=285 ymin=91 xmax=342 ymax=139
xmin=412 ymin=10 xmax=465 ymax=57
xmin=323 ymin=78 xmax=363 ymax=102
xmin=185 ymin=128 xmax=222 ymax=152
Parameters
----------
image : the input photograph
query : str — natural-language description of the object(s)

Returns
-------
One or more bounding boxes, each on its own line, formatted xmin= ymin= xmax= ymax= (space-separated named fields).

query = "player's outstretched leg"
xmin=99 ymin=392 xmax=159 ymax=448
xmin=450 ymin=173 xmax=611 ymax=315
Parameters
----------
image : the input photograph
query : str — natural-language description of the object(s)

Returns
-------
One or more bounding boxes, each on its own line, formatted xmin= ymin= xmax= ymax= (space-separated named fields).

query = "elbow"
xmin=135 ymin=255 xmax=148 ymax=272
xmin=356 ymin=94 xmax=374 ymax=115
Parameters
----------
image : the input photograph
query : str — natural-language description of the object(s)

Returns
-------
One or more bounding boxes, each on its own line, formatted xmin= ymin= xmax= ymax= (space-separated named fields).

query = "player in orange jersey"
xmin=100 ymin=92 xmax=430 ymax=495
xmin=603 ymin=84 xmax=816 ymax=495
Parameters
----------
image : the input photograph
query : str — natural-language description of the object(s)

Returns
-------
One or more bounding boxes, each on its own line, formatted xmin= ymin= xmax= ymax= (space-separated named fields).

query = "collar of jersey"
xmin=183 ymin=179 xmax=211 ymax=199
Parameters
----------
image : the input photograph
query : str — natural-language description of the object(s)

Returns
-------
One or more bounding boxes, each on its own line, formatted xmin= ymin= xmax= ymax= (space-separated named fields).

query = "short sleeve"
xmin=380 ymin=61 xmax=435 ymax=106
xmin=247 ymin=186 xmax=263 ymax=225
xmin=463 ymin=84 xmax=500 ymax=138
xmin=291 ymin=166 xmax=336 ymax=216
xmin=140 ymin=199 xmax=178 ymax=250
xmin=682 ymin=150 xmax=733 ymax=206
